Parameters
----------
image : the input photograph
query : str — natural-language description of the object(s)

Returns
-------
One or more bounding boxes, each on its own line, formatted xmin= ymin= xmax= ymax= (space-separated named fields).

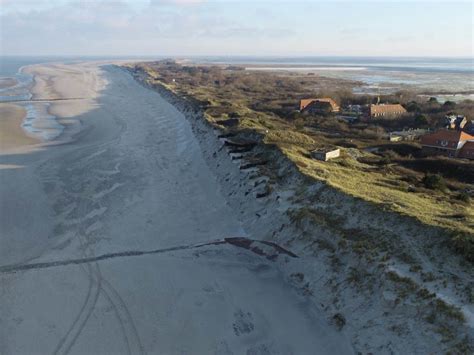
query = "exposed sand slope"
xmin=0 ymin=63 xmax=353 ymax=354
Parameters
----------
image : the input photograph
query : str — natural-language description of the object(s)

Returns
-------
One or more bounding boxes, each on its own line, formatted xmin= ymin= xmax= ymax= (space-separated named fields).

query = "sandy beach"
xmin=0 ymin=103 xmax=39 ymax=152
xmin=0 ymin=62 xmax=353 ymax=354
xmin=3 ymin=60 xmax=471 ymax=354
xmin=0 ymin=77 xmax=17 ymax=90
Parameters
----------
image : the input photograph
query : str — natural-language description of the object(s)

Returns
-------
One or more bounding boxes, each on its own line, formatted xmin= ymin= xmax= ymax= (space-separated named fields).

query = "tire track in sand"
xmin=52 ymin=232 xmax=143 ymax=355
xmin=53 ymin=261 xmax=102 ymax=355
xmin=47 ymin=143 xmax=142 ymax=355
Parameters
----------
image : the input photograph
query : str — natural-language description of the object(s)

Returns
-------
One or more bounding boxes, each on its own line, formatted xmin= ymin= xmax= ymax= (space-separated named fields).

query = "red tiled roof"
xmin=369 ymin=104 xmax=406 ymax=116
xmin=420 ymin=130 xmax=474 ymax=150
xmin=300 ymin=99 xmax=315 ymax=110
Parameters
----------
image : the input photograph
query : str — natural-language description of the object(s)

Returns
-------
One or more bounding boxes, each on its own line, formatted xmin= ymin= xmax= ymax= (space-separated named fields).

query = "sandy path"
xmin=0 ymin=63 xmax=353 ymax=354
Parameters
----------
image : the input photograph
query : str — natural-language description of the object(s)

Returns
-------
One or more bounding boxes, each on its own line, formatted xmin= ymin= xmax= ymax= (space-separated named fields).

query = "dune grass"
xmin=282 ymin=145 xmax=473 ymax=234
xmin=134 ymin=62 xmax=473 ymax=252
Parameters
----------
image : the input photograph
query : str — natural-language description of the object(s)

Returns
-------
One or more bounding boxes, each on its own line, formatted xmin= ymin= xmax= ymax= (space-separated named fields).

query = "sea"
xmin=197 ymin=56 xmax=474 ymax=101
xmin=0 ymin=56 xmax=136 ymax=141
xmin=1 ymin=56 xmax=472 ymax=141
xmin=0 ymin=56 xmax=77 ymax=141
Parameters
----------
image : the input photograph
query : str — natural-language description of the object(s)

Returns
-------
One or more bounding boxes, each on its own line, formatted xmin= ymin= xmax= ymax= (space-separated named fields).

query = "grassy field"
xmin=131 ymin=61 xmax=474 ymax=258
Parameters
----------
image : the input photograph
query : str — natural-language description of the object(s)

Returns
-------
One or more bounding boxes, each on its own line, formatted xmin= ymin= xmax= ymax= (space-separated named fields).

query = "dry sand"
xmin=0 ymin=103 xmax=39 ymax=151
xmin=0 ymin=62 xmax=353 ymax=354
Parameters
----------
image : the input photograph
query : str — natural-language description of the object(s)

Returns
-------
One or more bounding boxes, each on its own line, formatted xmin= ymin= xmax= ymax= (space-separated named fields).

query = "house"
xmin=389 ymin=129 xmax=427 ymax=142
xmin=369 ymin=104 xmax=407 ymax=118
xmin=445 ymin=115 xmax=467 ymax=130
xmin=389 ymin=134 xmax=403 ymax=142
xmin=420 ymin=129 xmax=474 ymax=158
xmin=300 ymin=98 xmax=340 ymax=113
xmin=311 ymin=147 xmax=341 ymax=161
xmin=346 ymin=104 xmax=363 ymax=114
xmin=464 ymin=120 xmax=474 ymax=134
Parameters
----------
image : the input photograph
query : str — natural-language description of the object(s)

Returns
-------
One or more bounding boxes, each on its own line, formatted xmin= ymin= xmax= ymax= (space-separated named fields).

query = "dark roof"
xmin=300 ymin=98 xmax=340 ymax=111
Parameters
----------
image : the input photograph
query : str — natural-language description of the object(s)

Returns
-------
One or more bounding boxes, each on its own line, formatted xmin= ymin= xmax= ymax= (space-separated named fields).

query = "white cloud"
xmin=150 ymin=0 xmax=206 ymax=5
xmin=0 ymin=0 xmax=294 ymax=55
xmin=0 ymin=0 xmax=472 ymax=56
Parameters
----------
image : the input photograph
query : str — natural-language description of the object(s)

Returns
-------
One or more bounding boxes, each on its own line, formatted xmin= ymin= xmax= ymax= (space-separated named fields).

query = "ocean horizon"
xmin=2 ymin=55 xmax=473 ymax=76
xmin=1 ymin=56 xmax=473 ymax=104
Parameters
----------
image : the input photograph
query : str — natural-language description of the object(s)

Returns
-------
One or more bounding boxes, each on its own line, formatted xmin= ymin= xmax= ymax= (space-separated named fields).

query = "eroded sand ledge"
xmin=0 ymin=63 xmax=355 ymax=355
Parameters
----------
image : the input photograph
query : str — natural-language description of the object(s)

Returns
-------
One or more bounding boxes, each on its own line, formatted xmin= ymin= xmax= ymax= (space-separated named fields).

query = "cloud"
xmin=150 ymin=0 xmax=206 ymax=5
xmin=338 ymin=27 xmax=367 ymax=39
xmin=0 ymin=0 xmax=294 ymax=55
xmin=386 ymin=35 xmax=413 ymax=42
xmin=1 ymin=0 xmax=472 ymax=56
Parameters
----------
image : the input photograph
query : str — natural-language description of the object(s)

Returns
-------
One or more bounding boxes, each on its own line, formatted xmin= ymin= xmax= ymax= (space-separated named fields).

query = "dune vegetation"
xmin=131 ymin=61 xmax=474 ymax=260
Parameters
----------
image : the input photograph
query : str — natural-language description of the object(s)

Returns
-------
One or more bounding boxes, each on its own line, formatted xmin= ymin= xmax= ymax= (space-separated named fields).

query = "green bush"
xmin=422 ymin=174 xmax=446 ymax=191
xmin=457 ymin=192 xmax=470 ymax=203
xmin=294 ymin=118 xmax=305 ymax=130
xmin=443 ymin=101 xmax=456 ymax=110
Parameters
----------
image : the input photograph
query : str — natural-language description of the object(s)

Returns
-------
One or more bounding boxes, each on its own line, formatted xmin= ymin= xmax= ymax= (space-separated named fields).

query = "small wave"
xmin=20 ymin=102 xmax=64 ymax=141
xmin=0 ymin=72 xmax=33 ymax=101
xmin=1 ymin=63 xmax=64 ymax=142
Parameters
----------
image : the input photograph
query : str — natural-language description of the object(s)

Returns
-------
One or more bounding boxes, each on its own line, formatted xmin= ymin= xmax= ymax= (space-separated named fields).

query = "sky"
xmin=0 ymin=0 xmax=472 ymax=57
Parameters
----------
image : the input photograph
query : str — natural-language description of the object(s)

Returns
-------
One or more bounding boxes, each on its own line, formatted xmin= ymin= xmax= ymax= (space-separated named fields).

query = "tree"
xmin=414 ymin=114 xmax=428 ymax=127
xmin=406 ymin=101 xmax=421 ymax=113
xmin=428 ymin=97 xmax=438 ymax=104
xmin=442 ymin=101 xmax=456 ymax=110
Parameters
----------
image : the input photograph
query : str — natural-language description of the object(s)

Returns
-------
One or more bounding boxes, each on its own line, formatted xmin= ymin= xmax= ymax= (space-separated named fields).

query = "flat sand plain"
xmin=0 ymin=103 xmax=38 ymax=151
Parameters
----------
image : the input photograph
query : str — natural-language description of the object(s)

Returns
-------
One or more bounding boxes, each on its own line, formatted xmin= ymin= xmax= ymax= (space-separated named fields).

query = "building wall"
xmin=370 ymin=111 xmax=405 ymax=118
xmin=326 ymin=149 xmax=341 ymax=160
xmin=306 ymin=102 xmax=333 ymax=114
xmin=459 ymin=148 xmax=474 ymax=160
xmin=312 ymin=149 xmax=340 ymax=161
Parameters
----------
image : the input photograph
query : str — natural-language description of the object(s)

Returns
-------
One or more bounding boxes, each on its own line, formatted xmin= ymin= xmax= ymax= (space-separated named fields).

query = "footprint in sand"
xmin=232 ymin=309 xmax=255 ymax=336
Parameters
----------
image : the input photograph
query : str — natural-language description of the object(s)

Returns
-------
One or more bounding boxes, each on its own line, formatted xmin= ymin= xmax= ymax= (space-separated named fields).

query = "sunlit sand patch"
xmin=0 ymin=164 xmax=25 ymax=170
xmin=0 ymin=77 xmax=18 ymax=90
xmin=0 ymin=103 xmax=39 ymax=152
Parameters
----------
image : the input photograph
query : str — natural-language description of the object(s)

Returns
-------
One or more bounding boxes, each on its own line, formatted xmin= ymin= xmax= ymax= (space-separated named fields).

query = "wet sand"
xmin=0 ymin=62 xmax=353 ymax=354
xmin=0 ymin=77 xmax=17 ymax=90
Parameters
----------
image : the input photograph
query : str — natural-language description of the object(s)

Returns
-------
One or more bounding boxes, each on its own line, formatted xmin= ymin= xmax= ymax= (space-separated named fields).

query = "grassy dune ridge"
xmin=130 ymin=61 xmax=473 ymax=260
